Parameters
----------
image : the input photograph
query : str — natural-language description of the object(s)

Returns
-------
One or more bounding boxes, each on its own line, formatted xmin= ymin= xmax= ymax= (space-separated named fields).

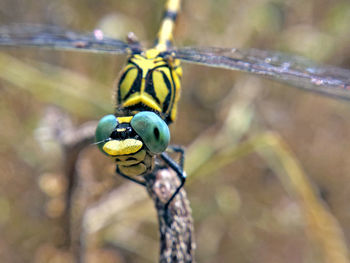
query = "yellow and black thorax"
xmin=116 ymin=48 xmax=182 ymax=123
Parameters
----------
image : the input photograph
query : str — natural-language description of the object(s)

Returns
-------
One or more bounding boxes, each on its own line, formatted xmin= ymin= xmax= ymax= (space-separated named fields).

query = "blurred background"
xmin=1 ymin=0 xmax=350 ymax=262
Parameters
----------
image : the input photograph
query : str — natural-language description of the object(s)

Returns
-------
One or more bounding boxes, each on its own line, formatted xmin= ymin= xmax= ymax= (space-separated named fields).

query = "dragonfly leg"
xmin=116 ymin=166 xmax=146 ymax=186
xmin=167 ymin=145 xmax=185 ymax=168
xmin=160 ymin=150 xmax=186 ymax=209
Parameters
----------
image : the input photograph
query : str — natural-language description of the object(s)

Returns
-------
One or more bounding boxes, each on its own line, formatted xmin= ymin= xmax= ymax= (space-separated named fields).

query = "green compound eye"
xmin=95 ymin=114 xmax=118 ymax=154
xmin=131 ymin=111 xmax=170 ymax=154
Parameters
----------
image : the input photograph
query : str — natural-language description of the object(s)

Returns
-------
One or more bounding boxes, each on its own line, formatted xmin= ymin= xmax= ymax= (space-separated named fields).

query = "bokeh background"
xmin=1 ymin=0 xmax=350 ymax=262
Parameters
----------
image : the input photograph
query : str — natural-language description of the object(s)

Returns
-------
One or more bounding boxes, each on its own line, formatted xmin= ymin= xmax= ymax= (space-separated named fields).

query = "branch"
xmin=144 ymin=167 xmax=196 ymax=263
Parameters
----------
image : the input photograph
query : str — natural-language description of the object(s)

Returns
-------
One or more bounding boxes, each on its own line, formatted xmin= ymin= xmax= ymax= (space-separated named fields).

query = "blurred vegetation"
xmin=1 ymin=0 xmax=350 ymax=262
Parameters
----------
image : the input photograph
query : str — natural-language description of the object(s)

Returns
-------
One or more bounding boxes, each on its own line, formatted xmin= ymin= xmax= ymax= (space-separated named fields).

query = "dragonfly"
xmin=1 ymin=0 xmax=350 ymax=209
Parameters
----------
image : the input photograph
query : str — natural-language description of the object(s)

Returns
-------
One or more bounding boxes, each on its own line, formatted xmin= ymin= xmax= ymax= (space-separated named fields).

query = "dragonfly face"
xmin=95 ymin=111 xmax=170 ymax=177
xmin=116 ymin=48 xmax=182 ymax=124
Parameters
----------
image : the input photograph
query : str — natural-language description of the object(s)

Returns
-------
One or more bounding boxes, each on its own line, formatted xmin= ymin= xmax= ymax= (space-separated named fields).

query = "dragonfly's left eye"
xmin=95 ymin=114 xmax=118 ymax=154
xmin=131 ymin=111 xmax=170 ymax=154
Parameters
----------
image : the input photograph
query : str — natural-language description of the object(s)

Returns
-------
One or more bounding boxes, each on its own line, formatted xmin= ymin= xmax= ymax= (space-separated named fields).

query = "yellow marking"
xmin=117 ymin=128 xmax=126 ymax=132
xmin=115 ymin=150 xmax=146 ymax=166
xmin=170 ymin=64 xmax=182 ymax=121
xmin=117 ymin=116 xmax=133 ymax=123
xmin=119 ymin=163 xmax=147 ymax=176
xmin=145 ymin=49 xmax=160 ymax=59
xmin=153 ymin=70 xmax=169 ymax=107
xmin=103 ymin=139 xmax=143 ymax=156
xmin=167 ymin=0 xmax=181 ymax=11
xmin=175 ymin=64 xmax=183 ymax=77
xmin=119 ymin=67 xmax=138 ymax=99
xmin=122 ymin=93 xmax=162 ymax=112
xmin=131 ymin=53 xmax=167 ymax=78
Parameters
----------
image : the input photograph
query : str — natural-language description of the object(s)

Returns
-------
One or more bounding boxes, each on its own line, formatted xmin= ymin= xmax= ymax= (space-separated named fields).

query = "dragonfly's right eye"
xmin=95 ymin=114 xmax=118 ymax=154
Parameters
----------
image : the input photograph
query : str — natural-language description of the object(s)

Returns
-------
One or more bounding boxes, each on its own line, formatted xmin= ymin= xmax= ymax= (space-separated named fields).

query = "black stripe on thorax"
xmin=128 ymin=59 xmax=141 ymax=68
xmin=159 ymin=70 xmax=173 ymax=114
xmin=144 ymin=64 xmax=173 ymax=106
